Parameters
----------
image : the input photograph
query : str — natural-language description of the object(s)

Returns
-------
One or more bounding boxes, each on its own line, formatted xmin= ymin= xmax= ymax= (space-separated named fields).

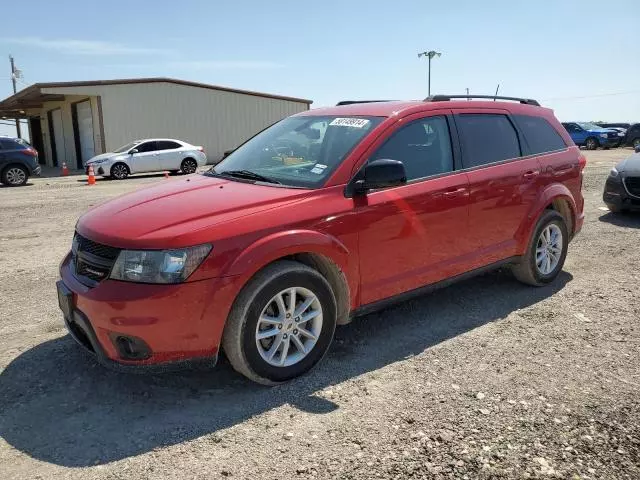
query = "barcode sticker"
xmin=329 ymin=118 xmax=370 ymax=128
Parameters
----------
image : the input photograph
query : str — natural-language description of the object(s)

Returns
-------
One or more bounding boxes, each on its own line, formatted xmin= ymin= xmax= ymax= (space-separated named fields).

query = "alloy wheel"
xmin=535 ymin=224 xmax=563 ymax=275
xmin=6 ymin=167 xmax=26 ymax=185
xmin=182 ymin=160 xmax=197 ymax=174
xmin=112 ymin=164 xmax=128 ymax=179
xmin=255 ymin=287 xmax=323 ymax=367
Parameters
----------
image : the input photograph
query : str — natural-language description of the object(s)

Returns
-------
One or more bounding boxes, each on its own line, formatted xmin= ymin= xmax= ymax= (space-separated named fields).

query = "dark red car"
xmin=57 ymin=95 xmax=585 ymax=384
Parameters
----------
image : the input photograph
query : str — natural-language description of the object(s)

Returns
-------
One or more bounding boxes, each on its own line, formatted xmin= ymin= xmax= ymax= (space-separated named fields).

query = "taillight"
xmin=197 ymin=146 xmax=205 ymax=153
xmin=23 ymin=147 xmax=38 ymax=157
xmin=578 ymin=154 xmax=587 ymax=170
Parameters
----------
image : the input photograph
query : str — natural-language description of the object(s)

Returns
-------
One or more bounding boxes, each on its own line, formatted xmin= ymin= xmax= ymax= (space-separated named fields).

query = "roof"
xmin=0 ymin=77 xmax=312 ymax=117
xmin=297 ymin=99 xmax=550 ymax=118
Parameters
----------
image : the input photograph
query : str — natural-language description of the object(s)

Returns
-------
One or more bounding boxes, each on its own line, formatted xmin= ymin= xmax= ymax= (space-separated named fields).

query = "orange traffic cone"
xmin=61 ymin=162 xmax=69 ymax=176
xmin=87 ymin=165 xmax=96 ymax=186
xmin=164 ymin=171 xmax=169 ymax=179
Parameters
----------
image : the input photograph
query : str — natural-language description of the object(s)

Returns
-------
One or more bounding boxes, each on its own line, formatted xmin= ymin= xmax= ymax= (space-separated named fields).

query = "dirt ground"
xmin=1 ymin=150 xmax=638 ymax=480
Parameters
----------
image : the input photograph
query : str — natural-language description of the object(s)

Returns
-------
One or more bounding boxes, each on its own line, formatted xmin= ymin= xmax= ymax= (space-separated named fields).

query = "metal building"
xmin=0 ymin=77 xmax=312 ymax=169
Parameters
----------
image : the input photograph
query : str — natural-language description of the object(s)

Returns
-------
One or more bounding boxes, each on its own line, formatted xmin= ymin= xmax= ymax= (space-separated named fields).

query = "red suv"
xmin=57 ymin=95 xmax=585 ymax=384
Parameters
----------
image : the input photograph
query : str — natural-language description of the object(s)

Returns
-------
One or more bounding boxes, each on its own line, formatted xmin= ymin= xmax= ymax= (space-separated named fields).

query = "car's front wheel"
xmin=512 ymin=210 xmax=569 ymax=286
xmin=110 ymin=162 xmax=129 ymax=180
xmin=222 ymin=260 xmax=337 ymax=385
xmin=1 ymin=164 xmax=29 ymax=186
xmin=585 ymin=137 xmax=599 ymax=150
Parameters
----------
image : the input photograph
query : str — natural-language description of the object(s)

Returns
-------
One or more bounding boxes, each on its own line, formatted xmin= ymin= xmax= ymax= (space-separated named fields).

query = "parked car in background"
xmin=57 ymin=95 xmax=585 ymax=384
xmin=0 ymin=136 xmax=41 ymax=186
xmin=624 ymin=123 xmax=640 ymax=150
xmin=603 ymin=150 xmax=640 ymax=213
xmin=595 ymin=122 xmax=630 ymax=131
xmin=561 ymin=122 xmax=619 ymax=150
xmin=85 ymin=139 xmax=207 ymax=179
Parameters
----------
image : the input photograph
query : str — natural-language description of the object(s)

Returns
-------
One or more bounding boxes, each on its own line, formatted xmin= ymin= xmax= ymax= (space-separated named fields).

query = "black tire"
xmin=181 ymin=158 xmax=198 ymax=174
xmin=606 ymin=203 xmax=622 ymax=213
xmin=512 ymin=210 xmax=569 ymax=287
xmin=222 ymin=260 xmax=337 ymax=385
xmin=585 ymin=137 xmax=599 ymax=150
xmin=1 ymin=164 xmax=29 ymax=186
xmin=110 ymin=162 xmax=129 ymax=180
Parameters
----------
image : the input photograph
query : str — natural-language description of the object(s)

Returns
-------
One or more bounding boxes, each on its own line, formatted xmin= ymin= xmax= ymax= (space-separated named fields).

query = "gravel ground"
xmin=0 ymin=151 xmax=638 ymax=480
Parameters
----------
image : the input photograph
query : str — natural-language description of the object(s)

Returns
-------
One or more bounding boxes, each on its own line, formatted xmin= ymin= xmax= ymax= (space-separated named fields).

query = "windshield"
xmin=209 ymin=115 xmax=383 ymax=188
xmin=113 ymin=141 xmax=140 ymax=153
xmin=577 ymin=122 xmax=602 ymax=131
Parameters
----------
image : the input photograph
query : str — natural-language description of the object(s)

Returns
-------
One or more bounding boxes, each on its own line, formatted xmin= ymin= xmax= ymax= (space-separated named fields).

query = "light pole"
xmin=9 ymin=55 xmax=22 ymax=138
xmin=418 ymin=50 xmax=441 ymax=97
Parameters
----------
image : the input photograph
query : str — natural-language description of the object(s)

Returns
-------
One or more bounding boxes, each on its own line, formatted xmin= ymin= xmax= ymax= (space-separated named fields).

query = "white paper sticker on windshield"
xmin=310 ymin=167 xmax=324 ymax=174
xmin=314 ymin=164 xmax=328 ymax=169
xmin=329 ymin=118 xmax=370 ymax=128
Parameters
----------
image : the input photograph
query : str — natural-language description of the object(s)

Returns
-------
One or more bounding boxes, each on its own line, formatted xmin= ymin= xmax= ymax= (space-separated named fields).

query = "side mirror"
xmin=353 ymin=159 xmax=407 ymax=194
xmin=129 ymin=148 xmax=139 ymax=155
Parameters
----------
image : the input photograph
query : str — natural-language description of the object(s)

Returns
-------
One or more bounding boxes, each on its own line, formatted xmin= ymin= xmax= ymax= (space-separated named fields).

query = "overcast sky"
xmin=2 ymin=0 xmax=639 ymax=138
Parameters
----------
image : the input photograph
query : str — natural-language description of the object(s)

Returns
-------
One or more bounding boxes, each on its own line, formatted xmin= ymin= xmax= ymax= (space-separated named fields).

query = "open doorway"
xmin=28 ymin=117 xmax=46 ymax=165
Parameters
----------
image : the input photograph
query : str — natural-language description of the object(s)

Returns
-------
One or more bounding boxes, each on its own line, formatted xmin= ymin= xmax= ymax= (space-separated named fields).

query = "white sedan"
xmin=84 ymin=138 xmax=208 ymax=179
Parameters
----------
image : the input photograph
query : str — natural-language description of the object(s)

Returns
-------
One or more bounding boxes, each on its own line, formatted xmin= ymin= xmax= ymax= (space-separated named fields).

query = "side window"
xmin=370 ymin=116 xmax=454 ymax=181
xmin=456 ymin=114 xmax=520 ymax=168
xmin=514 ymin=115 xmax=567 ymax=155
xmin=156 ymin=141 xmax=181 ymax=150
xmin=135 ymin=141 xmax=157 ymax=153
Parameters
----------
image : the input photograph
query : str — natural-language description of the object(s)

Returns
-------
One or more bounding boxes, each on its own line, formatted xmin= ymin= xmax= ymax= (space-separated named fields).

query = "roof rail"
xmin=336 ymin=100 xmax=396 ymax=106
xmin=425 ymin=95 xmax=540 ymax=106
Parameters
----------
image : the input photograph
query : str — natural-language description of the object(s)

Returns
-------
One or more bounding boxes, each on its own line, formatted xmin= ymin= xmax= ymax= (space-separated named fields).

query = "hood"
xmin=617 ymin=153 xmax=640 ymax=175
xmin=76 ymin=174 xmax=309 ymax=248
xmin=86 ymin=152 xmax=116 ymax=163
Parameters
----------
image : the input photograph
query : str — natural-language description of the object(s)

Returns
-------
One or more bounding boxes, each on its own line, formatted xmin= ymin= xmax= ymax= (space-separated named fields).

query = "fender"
xmin=515 ymin=183 xmax=577 ymax=253
xmin=227 ymin=229 xmax=353 ymax=289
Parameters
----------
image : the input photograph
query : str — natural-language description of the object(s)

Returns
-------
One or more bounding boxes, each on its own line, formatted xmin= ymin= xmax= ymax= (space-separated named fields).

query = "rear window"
xmin=157 ymin=141 xmax=182 ymax=150
xmin=456 ymin=114 xmax=521 ymax=168
xmin=514 ymin=115 xmax=567 ymax=155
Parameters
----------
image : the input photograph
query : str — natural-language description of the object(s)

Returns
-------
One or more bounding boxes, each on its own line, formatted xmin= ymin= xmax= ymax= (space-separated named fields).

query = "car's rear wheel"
xmin=181 ymin=158 xmax=198 ymax=174
xmin=512 ymin=210 xmax=569 ymax=287
xmin=110 ymin=162 xmax=129 ymax=180
xmin=1 ymin=164 xmax=29 ymax=186
xmin=585 ymin=137 xmax=599 ymax=150
xmin=222 ymin=260 xmax=337 ymax=385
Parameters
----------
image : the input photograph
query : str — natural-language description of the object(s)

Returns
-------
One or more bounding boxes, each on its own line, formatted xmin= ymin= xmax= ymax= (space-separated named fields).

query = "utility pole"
xmin=466 ymin=87 xmax=470 ymax=100
xmin=9 ymin=55 xmax=21 ymax=138
xmin=418 ymin=50 xmax=442 ymax=97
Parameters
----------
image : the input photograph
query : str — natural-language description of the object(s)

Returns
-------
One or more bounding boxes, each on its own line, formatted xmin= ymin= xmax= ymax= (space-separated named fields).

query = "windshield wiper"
xmin=218 ymin=169 xmax=281 ymax=184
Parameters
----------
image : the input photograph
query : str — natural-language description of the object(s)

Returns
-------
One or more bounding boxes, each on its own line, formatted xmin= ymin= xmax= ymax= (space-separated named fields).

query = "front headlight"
xmin=609 ymin=167 xmax=619 ymax=178
xmin=90 ymin=158 xmax=110 ymax=164
xmin=600 ymin=133 xmax=608 ymax=139
xmin=110 ymin=244 xmax=212 ymax=284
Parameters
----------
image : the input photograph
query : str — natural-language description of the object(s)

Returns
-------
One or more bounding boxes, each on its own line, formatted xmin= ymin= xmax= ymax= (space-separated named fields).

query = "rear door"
xmin=356 ymin=112 xmax=472 ymax=305
xmin=129 ymin=141 xmax=159 ymax=173
xmin=155 ymin=140 xmax=184 ymax=170
xmin=453 ymin=110 xmax=541 ymax=264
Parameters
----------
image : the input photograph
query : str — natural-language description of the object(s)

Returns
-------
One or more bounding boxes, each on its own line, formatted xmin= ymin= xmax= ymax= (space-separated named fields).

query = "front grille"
xmin=72 ymin=233 xmax=120 ymax=285
xmin=624 ymin=177 xmax=640 ymax=198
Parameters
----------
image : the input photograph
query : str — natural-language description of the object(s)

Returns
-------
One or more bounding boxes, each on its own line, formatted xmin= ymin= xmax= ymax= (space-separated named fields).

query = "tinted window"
xmin=514 ymin=115 xmax=567 ymax=155
xmin=157 ymin=141 xmax=182 ymax=150
xmin=135 ymin=141 xmax=157 ymax=153
xmin=563 ymin=123 xmax=579 ymax=133
xmin=370 ymin=116 xmax=454 ymax=181
xmin=457 ymin=114 xmax=520 ymax=168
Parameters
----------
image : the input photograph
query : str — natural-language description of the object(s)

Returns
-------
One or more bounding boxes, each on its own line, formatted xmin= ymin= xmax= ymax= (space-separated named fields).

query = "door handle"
xmin=522 ymin=170 xmax=540 ymax=179
xmin=443 ymin=187 xmax=467 ymax=198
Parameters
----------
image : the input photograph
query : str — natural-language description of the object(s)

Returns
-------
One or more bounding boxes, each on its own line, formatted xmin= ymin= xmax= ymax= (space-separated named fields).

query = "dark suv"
xmin=57 ymin=95 xmax=585 ymax=384
xmin=0 ymin=136 xmax=41 ymax=186
xmin=624 ymin=123 xmax=640 ymax=150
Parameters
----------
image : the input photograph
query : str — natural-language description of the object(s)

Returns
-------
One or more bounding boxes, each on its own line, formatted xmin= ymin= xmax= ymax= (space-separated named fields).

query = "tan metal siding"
xmin=43 ymin=82 xmax=308 ymax=162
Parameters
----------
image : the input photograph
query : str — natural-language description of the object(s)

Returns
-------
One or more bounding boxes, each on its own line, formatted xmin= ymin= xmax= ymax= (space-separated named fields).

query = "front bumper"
xmin=603 ymin=176 xmax=640 ymax=211
xmin=32 ymin=165 xmax=41 ymax=176
xmin=58 ymin=253 xmax=239 ymax=370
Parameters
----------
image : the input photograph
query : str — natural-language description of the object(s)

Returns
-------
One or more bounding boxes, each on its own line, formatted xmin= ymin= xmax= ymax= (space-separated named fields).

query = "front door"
xmin=453 ymin=111 xmax=541 ymax=263
xmin=356 ymin=114 xmax=471 ymax=306
xmin=129 ymin=141 xmax=159 ymax=173
xmin=564 ymin=123 xmax=586 ymax=146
